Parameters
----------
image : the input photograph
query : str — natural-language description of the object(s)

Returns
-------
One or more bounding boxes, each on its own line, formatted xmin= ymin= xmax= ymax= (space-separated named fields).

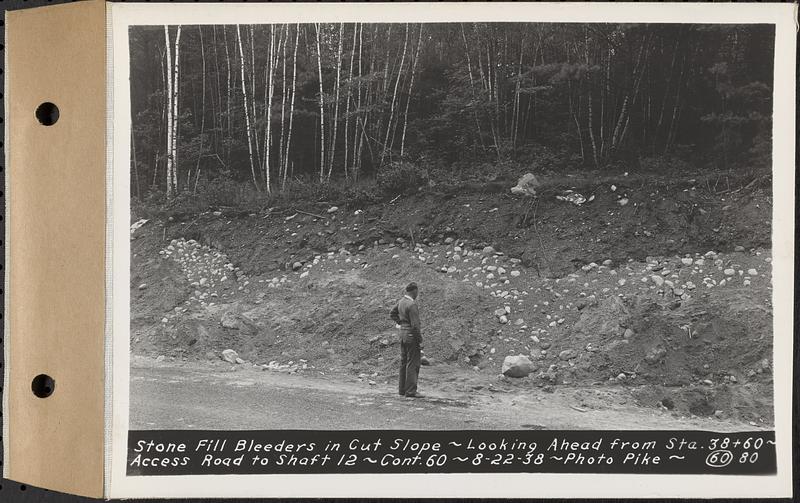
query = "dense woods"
xmin=129 ymin=23 xmax=774 ymax=200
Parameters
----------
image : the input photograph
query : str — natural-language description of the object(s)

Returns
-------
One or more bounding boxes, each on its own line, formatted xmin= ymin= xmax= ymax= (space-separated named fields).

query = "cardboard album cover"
xmin=3 ymin=0 xmax=797 ymax=498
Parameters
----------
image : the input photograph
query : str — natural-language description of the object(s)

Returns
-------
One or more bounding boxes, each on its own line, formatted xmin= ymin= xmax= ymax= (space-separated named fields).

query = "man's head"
xmin=405 ymin=282 xmax=419 ymax=299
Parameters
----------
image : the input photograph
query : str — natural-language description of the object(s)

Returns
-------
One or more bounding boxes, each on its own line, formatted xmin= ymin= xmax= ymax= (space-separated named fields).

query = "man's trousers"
xmin=399 ymin=340 xmax=421 ymax=396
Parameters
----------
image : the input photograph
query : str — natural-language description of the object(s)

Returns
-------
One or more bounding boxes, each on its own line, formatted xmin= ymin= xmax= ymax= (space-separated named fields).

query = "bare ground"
xmin=130 ymin=169 xmax=774 ymax=429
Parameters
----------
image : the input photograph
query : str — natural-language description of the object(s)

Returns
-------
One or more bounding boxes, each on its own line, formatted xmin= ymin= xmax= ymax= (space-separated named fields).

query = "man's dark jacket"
xmin=390 ymin=295 xmax=422 ymax=344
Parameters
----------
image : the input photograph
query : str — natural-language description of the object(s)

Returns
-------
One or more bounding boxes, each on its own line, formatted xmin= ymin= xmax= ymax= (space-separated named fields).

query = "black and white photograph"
xmin=129 ymin=18 xmax=777 ymax=431
xmin=110 ymin=5 xmax=796 ymax=494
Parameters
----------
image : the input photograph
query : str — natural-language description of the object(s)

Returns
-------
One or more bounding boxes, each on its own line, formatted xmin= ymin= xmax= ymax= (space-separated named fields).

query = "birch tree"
xmin=380 ymin=23 xmax=409 ymax=166
xmin=315 ymin=23 xmax=326 ymax=182
xmin=236 ymin=24 xmax=260 ymax=190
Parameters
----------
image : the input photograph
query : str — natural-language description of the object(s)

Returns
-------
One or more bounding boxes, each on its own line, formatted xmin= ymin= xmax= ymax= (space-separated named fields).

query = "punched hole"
xmin=31 ymin=374 xmax=55 ymax=398
xmin=35 ymin=102 xmax=59 ymax=126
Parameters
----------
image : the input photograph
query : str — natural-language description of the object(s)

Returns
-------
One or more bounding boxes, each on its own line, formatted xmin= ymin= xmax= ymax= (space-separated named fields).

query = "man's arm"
xmin=408 ymin=303 xmax=422 ymax=344
xmin=390 ymin=303 xmax=400 ymax=323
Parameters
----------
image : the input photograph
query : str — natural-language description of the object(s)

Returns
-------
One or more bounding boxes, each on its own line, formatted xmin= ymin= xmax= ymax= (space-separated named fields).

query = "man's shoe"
xmin=405 ymin=393 xmax=425 ymax=398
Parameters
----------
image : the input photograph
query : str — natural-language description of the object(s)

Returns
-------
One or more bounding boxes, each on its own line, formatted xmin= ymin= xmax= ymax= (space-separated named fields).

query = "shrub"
xmin=376 ymin=161 xmax=429 ymax=195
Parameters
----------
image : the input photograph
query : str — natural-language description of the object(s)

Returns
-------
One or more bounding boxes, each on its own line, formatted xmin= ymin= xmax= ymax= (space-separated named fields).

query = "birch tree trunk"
xmin=343 ymin=23 xmax=357 ymax=181
xmin=164 ymin=26 xmax=174 ymax=197
xmin=223 ymin=26 xmax=232 ymax=165
xmin=236 ymin=24 xmax=260 ymax=190
xmin=211 ymin=26 xmax=222 ymax=154
xmin=278 ymin=24 xmax=288 ymax=184
xmin=327 ymin=23 xmax=344 ymax=181
xmin=400 ymin=25 xmax=423 ymax=158
xmin=583 ymin=35 xmax=600 ymax=168
xmin=315 ymin=23 xmax=326 ymax=183
xmin=263 ymin=25 xmax=276 ymax=193
xmin=461 ymin=24 xmax=487 ymax=152
xmin=380 ymin=23 xmax=409 ymax=166
xmin=193 ymin=26 xmax=207 ymax=193
xmin=283 ymin=24 xmax=299 ymax=190
xmin=172 ymin=26 xmax=181 ymax=193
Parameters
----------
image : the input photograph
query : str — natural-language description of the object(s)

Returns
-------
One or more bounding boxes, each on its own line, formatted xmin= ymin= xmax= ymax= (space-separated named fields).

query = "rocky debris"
xmin=221 ymin=349 xmax=239 ymax=364
xmin=420 ymin=355 xmax=431 ymax=366
xmin=502 ymin=355 xmax=535 ymax=378
xmin=556 ymin=190 xmax=587 ymax=206
xmin=221 ymin=311 xmax=240 ymax=329
xmin=510 ymin=173 xmax=541 ymax=197
xmin=138 ymin=283 xmax=148 ymax=290
xmin=747 ymin=268 xmax=758 ymax=276
xmin=160 ymin=238 xmax=247 ymax=306
xmin=292 ymin=261 xmax=303 ymax=271
xmin=644 ymin=345 xmax=667 ymax=364
xmin=558 ymin=349 xmax=577 ymax=361
xmin=327 ymin=206 xmax=339 ymax=214
xmin=680 ymin=257 xmax=693 ymax=266
xmin=723 ymin=268 xmax=735 ymax=276
xmin=734 ymin=245 xmax=745 ymax=252
xmin=262 ymin=361 xmax=301 ymax=373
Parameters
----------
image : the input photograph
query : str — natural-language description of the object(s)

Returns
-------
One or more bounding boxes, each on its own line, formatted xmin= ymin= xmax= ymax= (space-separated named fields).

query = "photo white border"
xmin=108 ymin=2 xmax=796 ymax=498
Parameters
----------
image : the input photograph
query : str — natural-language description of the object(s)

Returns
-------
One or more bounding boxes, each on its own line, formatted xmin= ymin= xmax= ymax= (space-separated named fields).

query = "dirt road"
xmin=130 ymin=358 xmax=766 ymax=432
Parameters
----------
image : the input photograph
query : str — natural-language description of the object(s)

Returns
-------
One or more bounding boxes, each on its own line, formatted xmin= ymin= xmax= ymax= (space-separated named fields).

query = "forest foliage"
xmin=129 ymin=23 xmax=774 ymax=203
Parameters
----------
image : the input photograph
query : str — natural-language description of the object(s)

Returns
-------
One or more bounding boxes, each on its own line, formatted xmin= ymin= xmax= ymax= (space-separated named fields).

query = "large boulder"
xmin=510 ymin=173 xmax=541 ymax=197
xmin=502 ymin=355 xmax=536 ymax=378
xmin=221 ymin=349 xmax=239 ymax=364
xmin=573 ymin=296 xmax=632 ymax=338
xmin=221 ymin=311 xmax=240 ymax=329
xmin=220 ymin=310 xmax=260 ymax=335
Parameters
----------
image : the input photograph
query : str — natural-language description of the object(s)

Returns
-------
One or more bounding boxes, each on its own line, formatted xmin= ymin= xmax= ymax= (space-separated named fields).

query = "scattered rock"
xmin=220 ymin=311 xmax=240 ymax=329
xmin=680 ymin=258 xmax=693 ymax=266
xmin=734 ymin=245 xmax=745 ymax=252
xmin=221 ymin=349 xmax=239 ymax=364
xmin=644 ymin=345 xmax=667 ymax=363
xmin=558 ymin=349 xmax=577 ymax=360
xmin=510 ymin=173 xmax=541 ymax=197
xmin=623 ymin=328 xmax=634 ymax=339
xmin=292 ymin=261 xmax=303 ymax=271
xmin=502 ymin=355 xmax=536 ymax=378
xmin=138 ymin=283 xmax=148 ymax=290
xmin=747 ymin=268 xmax=758 ymax=276
xmin=327 ymin=206 xmax=339 ymax=213
xmin=723 ymin=268 xmax=735 ymax=276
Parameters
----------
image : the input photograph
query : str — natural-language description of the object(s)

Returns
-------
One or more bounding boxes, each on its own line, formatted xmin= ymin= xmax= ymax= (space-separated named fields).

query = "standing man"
xmin=390 ymin=282 xmax=423 ymax=398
